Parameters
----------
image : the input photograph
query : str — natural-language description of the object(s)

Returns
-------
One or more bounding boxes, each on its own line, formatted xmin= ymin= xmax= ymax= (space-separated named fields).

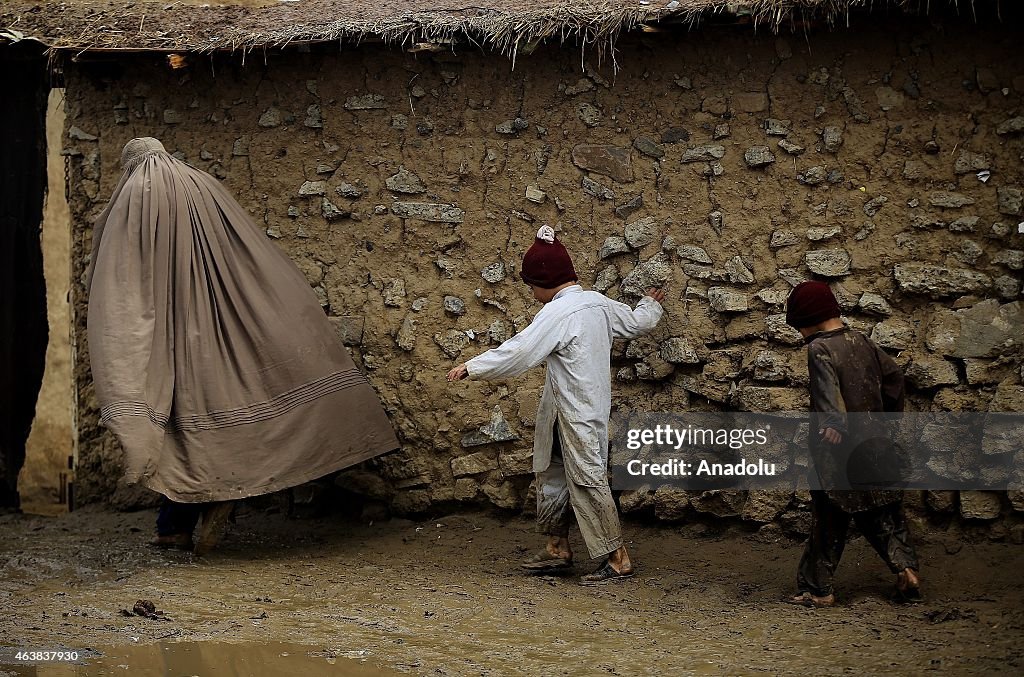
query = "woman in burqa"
xmin=87 ymin=137 xmax=398 ymax=553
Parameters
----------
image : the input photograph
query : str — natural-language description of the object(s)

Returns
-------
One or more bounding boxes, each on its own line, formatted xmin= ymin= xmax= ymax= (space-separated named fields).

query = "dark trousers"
xmin=156 ymin=499 xmax=204 ymax=536
xmin=797 ymin=491 xmax=919 ymax=596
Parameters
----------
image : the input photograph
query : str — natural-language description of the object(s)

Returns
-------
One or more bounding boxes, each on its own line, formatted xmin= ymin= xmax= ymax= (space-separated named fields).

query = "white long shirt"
xmin=465 ymin=285 xmax=663 ymax=485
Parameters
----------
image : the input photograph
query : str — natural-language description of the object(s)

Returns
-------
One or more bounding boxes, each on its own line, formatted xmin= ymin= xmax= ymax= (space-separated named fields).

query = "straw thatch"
xmin=0 ymin=1 xmax=985 ymax=57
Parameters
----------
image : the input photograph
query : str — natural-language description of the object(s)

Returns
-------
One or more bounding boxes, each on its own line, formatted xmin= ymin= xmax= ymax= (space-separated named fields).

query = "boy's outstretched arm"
xmin=446 ymin=315 xmax=569 ymax=382
xmin=609 ymin=287 xmax=666 ymax=340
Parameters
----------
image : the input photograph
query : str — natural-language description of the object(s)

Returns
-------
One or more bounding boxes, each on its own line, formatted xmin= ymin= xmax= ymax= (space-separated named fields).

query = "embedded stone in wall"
xmin=593 ymin=265 xmax=619 ymax=292
xmin=751 ymin=350 xmax=790 ymax=382
xmin=770 ymin=230 xmax=800 ymax=248
xmin=576 ymin=103 xmax=602 ymax=127
xmin=733 ymin=386 xmax=809 ymax=412
xmin=461 ymin=406 xmax=520 ymax=447
xmin=624 ymin=216 xmax=658 ymax=248
xmin=857 ymin=292 xmax=892 ymax=316
xmin=691 ymin=490 xmax=746 ymax=518
xmin=582 ymin=176 xmax=614 ymax=200
xmin=163 ymin=109 xmax=184 ymax=124
xmin=232 ymin=137 xmax=250 ymax=156
xmin=381 ymin=278 xmax=406 ymax=307
xmin=928 ymin=191 xmax=975 ymax=208
xmin=635 ymin=355 xmax=675 ymax=380
xmin=632 ymin=136 xmax=665 ymax=159
xmin=661 ymin=127 xmax=691 ymax=144
xmin=659 ymin=337 xmax=701 ymax=365
xmin=778 ymin=139 xmax=804 ymax=155
xmin=321 ymin=198 xmax=347 ymax=221
xmin=894 ymin=262 xmax=991 ymax=298
xmin=725 ymin=256 xmax=754 ymax=284
xmin=805 ymin=249 xmax=851 ymax=277
xmin=798 ymin=166 xmax=827 ymax=185
xmin=905 ymin=358 xmax=959 ymax=388
xmin=615 ymin=194 xmax=643 ymax=219
xmin=391 ymin=202 xmax=465 ymax=223
xmin=481 ymin=262 xmax=506 ymax=283
xmin=996 ymin=116 xmax=1024 ymax=136
xmin=304 ymin=104 xmax=323 ymax=128
xmin=68 ymin=126 xmax=98 ymax=141
xmin=434 ymin=329 xmax=470 ymax=358
xmin=821 ymin=126 xmax=843 ymax=152
xmin=954 ymin=151 xmax=990 ymax=174
xmin=949 ymin=216 xmax=979 ymax=232
xmin=495 ymin=117 xmax=529 ymax=134
xmin=993 ymin=250 xmax=1024 ymax=270
xmin=960 ymin=491 xmax=1003 ymax=520
xmin=766 ymin=314 xmax=803 ymax=345
xmin=870 ymin=318 xmax=914 ymax=350
xmin=653 ymin=487 xmax=691 ymax=521
xmin=599 ymin=236 xmax=630 ymax=259
xmin=336 ymin=183 xmax=362 ymax=199
xmin=571 ymin=144 xmax=633 ymax=183
xmin=386 ymin=167 xmax=427 ymax=194
xmin=395 ymin=315 xmax=417 ymax=352
xmin=443 ymin=296 xmax=466 ymax=316
xmin=743 ymin=146 xmax=776 ymax=168
xmin=620 ymin=252 xmax=672 ymax=296
xmin=764 ymin=119 xmax=791 ymax=136
xmin=863 ymin=195 xmax=888 ymax=217
xmin=329 ymin=316 xmax=364 ymax=347
xmin=742 ymin=490 xmax=792 ymax=523
xmin=498 ymin=449 xmax=533 ymax=477
xmin=756 ymin=288 xmax=788 ymax=306
xmin=488 ymin=319 xmax=512 ymax=344
xmin=258 ymin=107 xmax=282 ymax=128
xmin=994 ymin=275 xmax=1021 ymax=300
xmin=997 ymin=186 xmax=1022 ymax=216
xmin=451 ymin=451 xmax=499 ymax=476
xmin=681 ymin=145 xmax=726 ymax=163
xmin=806 ymin=226 xmax=841 ymax=242
xmin=344 ymin=94 xmax=387 ymax=110
xmin=678 ymin=245 xmax=712 ymax=264
xmin=299 ymin=180 xmax=327 ymax=196
xmin=925 ymin=300 xmax=1022 ymax=358
xmin=525 ymin=185 xmax=546 ymax=204
xmin=708 ymin=287 xmax=749 ymax=313
xmin=705 ymin=211 xmax=722 ymax=233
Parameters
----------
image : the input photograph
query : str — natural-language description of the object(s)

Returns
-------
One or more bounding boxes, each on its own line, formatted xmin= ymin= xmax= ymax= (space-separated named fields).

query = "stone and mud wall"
xmin=62 ymin=15 xmax=1023 ymax=538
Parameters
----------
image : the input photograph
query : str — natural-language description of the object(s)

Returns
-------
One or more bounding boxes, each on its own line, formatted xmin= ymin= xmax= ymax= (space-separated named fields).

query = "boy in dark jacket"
xmin=784 ymin=281 xmax=921 ymax=607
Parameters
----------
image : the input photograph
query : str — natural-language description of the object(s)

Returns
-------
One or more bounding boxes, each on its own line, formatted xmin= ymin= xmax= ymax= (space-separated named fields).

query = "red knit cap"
xmin=520 ymin=226 xmax=577 ymax=289
xmin=785 ymin=281 xmax=841 ymax=328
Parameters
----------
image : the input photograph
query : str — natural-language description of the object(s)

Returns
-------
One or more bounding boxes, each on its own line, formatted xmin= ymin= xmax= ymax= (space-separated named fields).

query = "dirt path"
xmin=1 ymin=506 xmax=1022 ymax=675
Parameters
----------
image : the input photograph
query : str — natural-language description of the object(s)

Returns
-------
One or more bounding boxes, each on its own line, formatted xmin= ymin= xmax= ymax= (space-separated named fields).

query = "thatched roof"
xmin=0 ymin=1 xmax=987 ymax=56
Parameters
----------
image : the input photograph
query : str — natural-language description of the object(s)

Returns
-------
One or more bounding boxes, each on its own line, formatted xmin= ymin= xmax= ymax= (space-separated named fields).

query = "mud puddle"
xmin=0 ymin=642 xmax=398 ymax=676
xmin=2 ymin=507 xmax=1023 ymax=675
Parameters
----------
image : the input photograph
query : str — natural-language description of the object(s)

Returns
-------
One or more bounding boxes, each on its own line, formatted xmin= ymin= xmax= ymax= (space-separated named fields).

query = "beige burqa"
xmin=87 ymin=138 xmax=398 ymax=503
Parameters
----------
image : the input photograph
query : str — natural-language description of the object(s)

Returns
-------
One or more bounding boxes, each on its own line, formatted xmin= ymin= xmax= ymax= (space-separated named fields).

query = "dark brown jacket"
xmin=807 ymin=327 xmax=905 ymax=512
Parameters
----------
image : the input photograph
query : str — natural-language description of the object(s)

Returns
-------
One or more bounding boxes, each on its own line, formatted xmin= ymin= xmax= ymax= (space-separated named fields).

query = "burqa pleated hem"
xmin=87 ymin=138 xmax=399 ymax=503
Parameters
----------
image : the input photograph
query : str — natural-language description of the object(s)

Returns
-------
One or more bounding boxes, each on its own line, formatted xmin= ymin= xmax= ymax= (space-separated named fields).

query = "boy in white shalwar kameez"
xmin=447 ymin=226 xmax=665 ymax=584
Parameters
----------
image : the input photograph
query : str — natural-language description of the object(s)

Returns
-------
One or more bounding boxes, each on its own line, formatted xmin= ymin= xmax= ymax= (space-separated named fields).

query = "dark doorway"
xmin=0 ymin=42 xmax=50 ymax=512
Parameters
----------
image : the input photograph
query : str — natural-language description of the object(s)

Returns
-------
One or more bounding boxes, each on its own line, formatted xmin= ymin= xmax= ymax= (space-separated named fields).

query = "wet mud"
xmin=1 ymin=507 xmax=1022 ymax=675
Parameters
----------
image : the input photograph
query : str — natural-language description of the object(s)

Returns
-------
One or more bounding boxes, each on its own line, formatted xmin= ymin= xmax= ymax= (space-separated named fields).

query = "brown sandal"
xmin=785 ymin=591 xmax=836 ymax=608
xmin=521 ymin=550 xmax=573 ymax=572
xmin=579 ymin=559 xmax=634 ymax=586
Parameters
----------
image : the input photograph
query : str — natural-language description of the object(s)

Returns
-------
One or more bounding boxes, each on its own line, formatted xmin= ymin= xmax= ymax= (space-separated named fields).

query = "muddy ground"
xmin=1 ymin=506 xmax=1022 ymax=675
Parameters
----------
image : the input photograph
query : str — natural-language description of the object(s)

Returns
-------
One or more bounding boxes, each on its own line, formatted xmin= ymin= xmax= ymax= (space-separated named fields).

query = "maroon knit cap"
xmin=520 ymin=226 xmax=577 ymax=289
xmin=785 ymin=281 xmax=841 ymax=328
